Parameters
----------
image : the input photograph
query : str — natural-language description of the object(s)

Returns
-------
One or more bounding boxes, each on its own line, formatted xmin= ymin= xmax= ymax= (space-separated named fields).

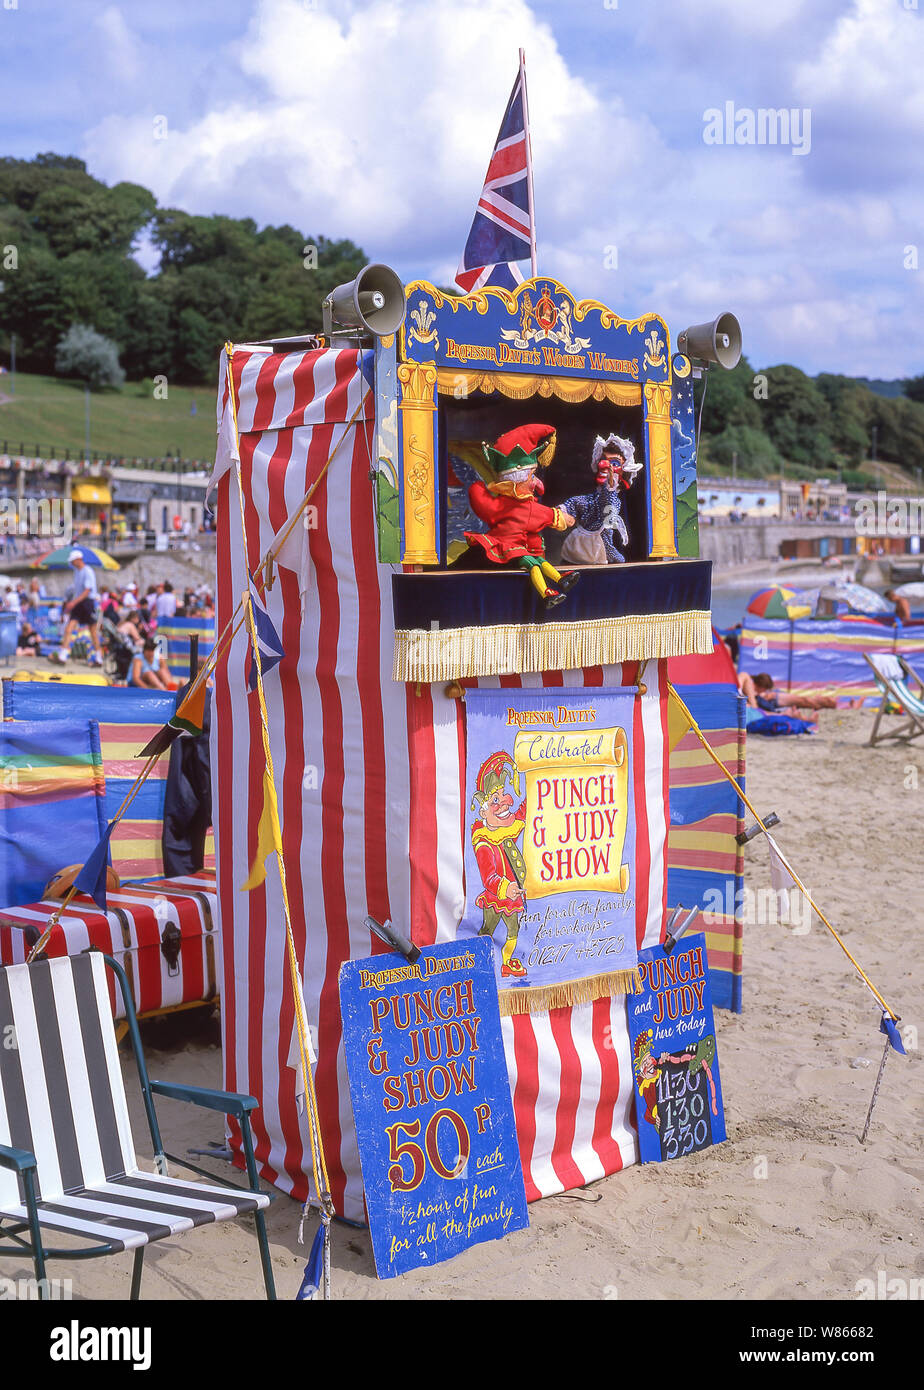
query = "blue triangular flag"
xmin=880 ymin=1012 xmax=906 ymax=1055
xmin=247 ymin=574 xmax=285 ymax=692
xmin=73 ymin=822 xmax=115 ymax=912
xmin=359 ymin=348 xmax=375 ymax=390
xmin=295 ymin=1223 xmax=325 ymax=1301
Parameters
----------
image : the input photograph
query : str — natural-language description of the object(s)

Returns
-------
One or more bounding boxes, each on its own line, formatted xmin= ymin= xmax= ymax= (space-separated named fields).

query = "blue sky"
xmin=3 ymin=0 xmax=922 ymax=377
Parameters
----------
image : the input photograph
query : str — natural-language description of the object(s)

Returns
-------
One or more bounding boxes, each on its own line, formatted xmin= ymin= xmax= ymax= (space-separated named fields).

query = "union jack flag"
xmin=455 ymin=56 xmax=535 ymax=294
xmin=246 ymin=573 xmax=285 ymax=691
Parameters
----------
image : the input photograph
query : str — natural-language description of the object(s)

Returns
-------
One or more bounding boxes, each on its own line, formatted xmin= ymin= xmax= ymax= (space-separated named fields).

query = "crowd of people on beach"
xmin=4 ymin=550 xmax=214 ymax=691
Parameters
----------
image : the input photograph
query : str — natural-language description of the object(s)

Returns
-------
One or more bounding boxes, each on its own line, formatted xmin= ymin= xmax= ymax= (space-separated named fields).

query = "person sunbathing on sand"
xmin=738 ymin=671 xmax=837 ymax=711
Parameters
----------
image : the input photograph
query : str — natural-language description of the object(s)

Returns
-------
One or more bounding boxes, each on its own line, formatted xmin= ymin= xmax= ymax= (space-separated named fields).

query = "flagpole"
xmin=519 ymin=47 xmax=538 ymax=278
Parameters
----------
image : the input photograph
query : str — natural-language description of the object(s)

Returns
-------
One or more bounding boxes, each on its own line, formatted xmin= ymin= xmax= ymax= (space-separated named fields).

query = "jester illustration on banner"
xmin=470 ymin=752 xmax=529 ymax=980
xmin=461 ymin=688 xmax=648 ymax=1015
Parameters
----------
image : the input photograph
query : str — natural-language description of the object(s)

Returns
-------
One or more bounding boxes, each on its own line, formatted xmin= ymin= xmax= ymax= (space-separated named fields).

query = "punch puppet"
xmin=462 ymin=423 xmax=580 ymax=606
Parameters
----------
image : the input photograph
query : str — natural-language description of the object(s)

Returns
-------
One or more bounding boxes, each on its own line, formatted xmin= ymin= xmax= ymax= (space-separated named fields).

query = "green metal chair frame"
xmin=0 ymin=952 xmax=276 ymax=1300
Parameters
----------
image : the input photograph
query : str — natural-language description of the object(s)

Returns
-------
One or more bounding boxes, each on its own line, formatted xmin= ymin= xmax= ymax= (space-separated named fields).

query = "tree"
xmin=872 ymin=396 xmax=924 ymax=468
xmin=120 ymin=287 xmax=173 ymax=381
xmin=761 ymin=365 xmax=836 ymax=469
xmin=0 ymin=153 xmax=94 ymax=213
xmin=903 ymin=375 xmax=924 ymax=405
xmin=31 ymin=181 xmax=155 ymax=257
xmin=173 ymin=307 xmax=218 ymax=384
xmin=0 ymin=244 xmax=70 ymax=371
xmin=815 ymin=374 xmax=874 ymax=466
xmin=55 ymin=323 xmax=125 ymax=391
xmin=706 ymin=424 xmax=780 ymax=477
xmin=1 ymin=153 xmax=373 ymax=383
xmin=695 ymin=355 xmax=763 ymax=437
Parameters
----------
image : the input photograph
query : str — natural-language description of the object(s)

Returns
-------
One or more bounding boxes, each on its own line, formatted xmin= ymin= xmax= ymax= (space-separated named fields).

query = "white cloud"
xmin=794 ymin=0 xmax=923 ymax=107
xmin=85 ymin=0 xmax=607 ymax=253
xmin=792 ymin=0 xmax=924 ymax=187
xmin=79 ymin=0 xmax=924 ymax=377
xmin=93 ymin=5 xmax=144 ymax=85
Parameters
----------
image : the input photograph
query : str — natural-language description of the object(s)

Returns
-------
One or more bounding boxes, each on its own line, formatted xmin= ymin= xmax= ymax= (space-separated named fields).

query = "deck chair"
xmin=864 ymin=653 xmax=924 ymax=746
xmin=0 ymin=952 xmax=275 ymax=1299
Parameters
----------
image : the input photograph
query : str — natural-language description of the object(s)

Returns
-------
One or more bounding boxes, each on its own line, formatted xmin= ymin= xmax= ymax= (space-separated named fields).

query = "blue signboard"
xmin=402 ymin=277 xmax=671 ymax=386
xmin=339 ymin=936 xmax=528 ymax=1278
xmin=627 ymin=934 xmax=726 ymax=1163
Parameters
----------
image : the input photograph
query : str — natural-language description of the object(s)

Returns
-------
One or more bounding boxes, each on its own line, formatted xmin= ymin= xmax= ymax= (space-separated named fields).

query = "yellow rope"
xmin=27 ymin=751 xmax=164 ymax=962
xmin=225 ymin=343 xmax=333 ymax=1214
xmin=666 ymin=680 xmax=899 ymax=1021
xmin=26 ymin=885 xmax=79 ymax=963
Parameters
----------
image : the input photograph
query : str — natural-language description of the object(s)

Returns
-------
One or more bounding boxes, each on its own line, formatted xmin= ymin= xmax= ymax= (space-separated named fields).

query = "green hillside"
xmin=0 ymin=372 xmax=216 ymax=462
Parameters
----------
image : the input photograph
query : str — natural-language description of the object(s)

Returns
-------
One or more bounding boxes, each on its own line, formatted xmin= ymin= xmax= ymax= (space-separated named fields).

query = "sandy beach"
xmin=4 ymin=702 xmax=921 ymax=1303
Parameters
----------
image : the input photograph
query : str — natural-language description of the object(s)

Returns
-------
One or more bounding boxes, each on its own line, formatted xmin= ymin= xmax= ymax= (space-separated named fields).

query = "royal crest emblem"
xmin=534 ymin=285 xmax=559 ymax=332
xmin=504 ymin=285 xmax=590 ymax=355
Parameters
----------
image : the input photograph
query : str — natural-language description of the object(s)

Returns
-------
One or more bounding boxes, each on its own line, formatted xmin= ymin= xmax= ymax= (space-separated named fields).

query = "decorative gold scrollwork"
xmin=397 ymin=361 xmax=438 ymax=563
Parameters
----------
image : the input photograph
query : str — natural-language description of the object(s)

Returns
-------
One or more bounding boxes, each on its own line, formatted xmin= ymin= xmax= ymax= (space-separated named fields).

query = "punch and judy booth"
xmin=213 ymin=276 xmax=741 ymax=1220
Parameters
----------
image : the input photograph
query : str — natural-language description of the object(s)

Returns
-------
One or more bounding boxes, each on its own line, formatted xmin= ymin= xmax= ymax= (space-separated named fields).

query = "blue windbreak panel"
xmin=0 ymin=719 xmax=106 ymax=905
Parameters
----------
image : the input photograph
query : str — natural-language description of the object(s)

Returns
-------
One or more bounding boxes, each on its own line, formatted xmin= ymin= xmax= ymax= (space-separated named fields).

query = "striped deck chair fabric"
xmin=0 ymin=953 xmax=271 ymax=1293
xmin=865 ymin=653 xmax=924 ymax=745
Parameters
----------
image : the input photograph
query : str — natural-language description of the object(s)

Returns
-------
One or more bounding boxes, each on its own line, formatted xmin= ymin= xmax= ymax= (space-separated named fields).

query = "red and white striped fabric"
xmin=0 ymin=877 xmax=218 ymax=1021
xmin=213 ymin=347 xmax=669 ymax=1221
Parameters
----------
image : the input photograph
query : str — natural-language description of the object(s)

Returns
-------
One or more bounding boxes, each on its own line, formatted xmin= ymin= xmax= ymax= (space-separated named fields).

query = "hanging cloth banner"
xmin=460 ymin=687 xmax=645 ymax=1015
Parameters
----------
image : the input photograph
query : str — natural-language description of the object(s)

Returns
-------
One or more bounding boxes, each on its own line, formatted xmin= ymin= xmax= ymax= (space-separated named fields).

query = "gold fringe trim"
xmin=394 ymin=610 xmax=712 ymax=683
xmin=436 ymin=367 xmax=642 ymax=406
xmin=497 ymin=967 xmax=643 ymax=1017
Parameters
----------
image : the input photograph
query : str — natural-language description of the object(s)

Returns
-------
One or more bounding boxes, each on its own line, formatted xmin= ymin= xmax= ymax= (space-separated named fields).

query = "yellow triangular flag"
xmin=241 ymin=769 xmax=276 ymax=890
xmin=667 ymin=686 xmax=693 ymax=752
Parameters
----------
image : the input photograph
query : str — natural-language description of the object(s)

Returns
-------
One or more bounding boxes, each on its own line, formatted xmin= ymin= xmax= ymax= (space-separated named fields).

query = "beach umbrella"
xmin=828 ymin=581 xmax=891 ymax=615
xmin=31 ymin=544 xmax=120 ymax=572
xmin=746 ymin=585 xmax=811 ymax=619
xmin=892 ymin=582 xmax=924 ymax=602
